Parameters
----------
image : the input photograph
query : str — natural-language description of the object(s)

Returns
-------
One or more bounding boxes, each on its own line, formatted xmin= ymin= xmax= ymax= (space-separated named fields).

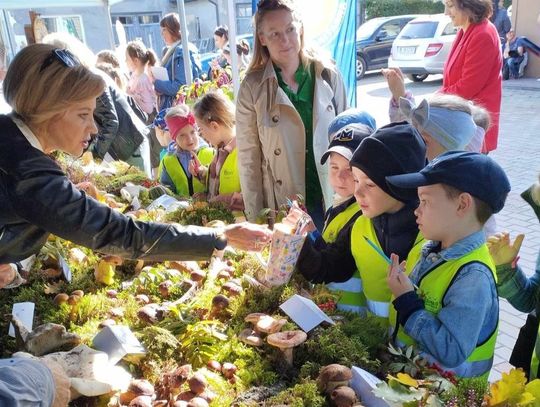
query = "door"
xmin=111 ymin=13 xmax=164 ymax=57
xmin=367 ymin=19 xmax=401 ymax=68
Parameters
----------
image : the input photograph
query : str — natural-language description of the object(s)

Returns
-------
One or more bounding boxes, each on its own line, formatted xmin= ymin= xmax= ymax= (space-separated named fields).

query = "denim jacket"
xmin=497 ymin=253 xmax=540 ymax=314
xmin=393 ymin=230 xmax=499 ymax=368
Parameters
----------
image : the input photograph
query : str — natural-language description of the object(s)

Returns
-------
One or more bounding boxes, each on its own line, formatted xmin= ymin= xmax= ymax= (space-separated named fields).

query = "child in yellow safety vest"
xmin=192 ymin=91 xmax=244 ymax=212
xmin=159 ymin=104 xmax=214 ymax=197
xmin=294 ymin=122 xmax=427 ymax=323
xmin=386 ymin=151 xmax=510 ymax=380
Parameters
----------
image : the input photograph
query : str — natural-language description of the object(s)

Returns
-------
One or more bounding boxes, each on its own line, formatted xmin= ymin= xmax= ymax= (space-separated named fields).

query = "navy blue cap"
xmin=386 ymin=151 xmax=511 ymax=213
xmin=320 ymin=123 xmax=373 ymax=165
xmin=327 ymin=108 xmax=377 ymax=137
xmin=350 ymin=122 xmax=427 ymax=202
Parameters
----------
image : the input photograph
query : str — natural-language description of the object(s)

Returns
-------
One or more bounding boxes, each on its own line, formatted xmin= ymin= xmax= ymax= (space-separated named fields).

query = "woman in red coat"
xmin=443 ymin=0 xmax=502 ymax=152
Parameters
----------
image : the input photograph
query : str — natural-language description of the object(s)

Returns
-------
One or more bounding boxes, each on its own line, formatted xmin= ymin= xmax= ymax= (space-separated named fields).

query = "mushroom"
xmin=222 ymin=282 xmax=243 ymax=296
xmin=238 ymin=328 xmax=263 ymax=347
xmin=267 ymin=330 xmax=307 ymax=366
xmin=217 ymin=270 xmax=231 ymax=280
xmin=71 ymin=289 xmax=84 ymax=298
xmin=152 ymin=401 xmax=169 ymax=407
xmin=199 ymin=390 xmax=216 ymax=403
xmin=40 ymin=268 xmax=62 ymax=279
xmin=221 ymin=362 xmax=237 ymax=379
xmin=190 ymin=269 xmax=206 ymax=283
xmin=98 ymin=319 xmax=116 ymax=329
xmin=106 ymin=289 xmax=118 ymax=299
xmin=67 ymin=294 xmax=82 ymax=322
xmin=211 ymin=294 xmax=230 ymax=312
xmin=135 ymin=294 xmax=150 ymax=304
xmin=317 ymin=364 xmax=353 ymax=394
xmin=128 ymin=379 xmax=154 ymax=396
xmin=129 ymin=396 xmax=153 ymax=407
xmin=168 ymin=364 xmax=192 ymax=389
xmin=158 ymin=280 xmax=173 ymax=298
xmin=108 ymin=307 xmax=125 ymax=319
xmin=187 ymin=398 xmax=209 ymax=407
xmin=244 ymin=313 xmax=266 ymax=324
xmin=188 ymin=373 xmax=207 ymax=395
xmin=137 ymin=304 xmax=160 ymax=325
xmin=330 ymin=386 xmax=357 ymax=407
xmin=172 ymin=402 xmax=188 ymax=407
xmin=68 ymin=247 xmax=88 ymax=265
xmin=206 ymin=360 xmax=221 ymax=372
xmin=256 ymin=316 xmax=287 ymax=334
xmin=177 ymin=391 xmax=197 ymax=401
xmin=53 ymin=293 xmax=69 ymax=306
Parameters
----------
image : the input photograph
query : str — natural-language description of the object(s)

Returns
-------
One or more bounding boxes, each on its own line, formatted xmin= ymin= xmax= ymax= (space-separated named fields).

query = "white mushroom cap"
xmin=256 ymin=316 xmax=287 ymax=334
xmin=267 ymin=330 xmax=307 ymax=349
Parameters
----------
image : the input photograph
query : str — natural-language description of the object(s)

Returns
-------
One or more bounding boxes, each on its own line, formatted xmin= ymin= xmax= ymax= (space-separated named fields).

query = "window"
xmin=378 ymin=21 xmax=401 ymax=39
xmin=41 ymin=15 xmax=85 ymax=43
xmin=138 ymin=14 xmax=161 ymax=25
xmin=237 ymin=4 xmax=252 ymax=18
xmin=399 ymin=21 xmax=438 ymax=39
xmin=112 ymin=16 xmax=134 ymax=26
xmin=442 ymin=22 xmax=457 ymax=36
xmin=236 ymin=3 xmax=252 ymax=34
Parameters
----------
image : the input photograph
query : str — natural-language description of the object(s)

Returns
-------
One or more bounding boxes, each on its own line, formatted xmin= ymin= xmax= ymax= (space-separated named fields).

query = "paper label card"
xmin=9 ymin=302 xmax=35 ymax=337
xmin=279 ymin=294 xmax=334 ymax=332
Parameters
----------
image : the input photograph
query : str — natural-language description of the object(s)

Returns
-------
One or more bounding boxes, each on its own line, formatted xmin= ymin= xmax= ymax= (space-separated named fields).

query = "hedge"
xmin=366 ymin=0 xmax=445 ymax=19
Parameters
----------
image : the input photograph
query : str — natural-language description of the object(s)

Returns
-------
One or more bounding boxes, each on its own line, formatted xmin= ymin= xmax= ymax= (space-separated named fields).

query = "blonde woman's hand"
xmin=487 ymin=232 xmax=525 ymax=266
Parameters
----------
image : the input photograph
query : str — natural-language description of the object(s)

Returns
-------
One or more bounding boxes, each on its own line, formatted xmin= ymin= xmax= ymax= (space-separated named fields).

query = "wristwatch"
xmin=214 ymin=232 xmax=228 ymax=251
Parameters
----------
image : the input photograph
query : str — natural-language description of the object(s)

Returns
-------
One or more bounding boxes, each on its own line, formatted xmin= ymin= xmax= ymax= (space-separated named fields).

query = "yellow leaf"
xmin=524 ymin=380 xmax=540 ymax=407
xmin=488 ymin=368 xmax=528 ymax=405
xmin=387 ymin=373 xmax=419 ymax=388
xmin=94 ymin=260 xmax=116 ymax=285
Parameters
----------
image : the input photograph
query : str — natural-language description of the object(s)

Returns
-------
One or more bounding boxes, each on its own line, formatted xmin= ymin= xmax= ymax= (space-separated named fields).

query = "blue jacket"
xmin=154 ymin=44 xmax=202 ymax=110
xmin=393 ymin=230 xmax=499 ymax=369
xmin=497 ymin=253 xmax=540 ymax=314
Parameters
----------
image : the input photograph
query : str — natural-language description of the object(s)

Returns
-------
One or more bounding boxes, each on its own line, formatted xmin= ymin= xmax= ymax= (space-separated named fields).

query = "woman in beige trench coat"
xmin=236 ymin=0 xmax=348 ymax=224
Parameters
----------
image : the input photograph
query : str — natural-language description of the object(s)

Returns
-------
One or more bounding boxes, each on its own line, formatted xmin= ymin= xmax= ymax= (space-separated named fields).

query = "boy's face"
xmin=328 ymin=152 xmax=355 ymax=197
xmin=415 ymin=184 xmax=461 ymax=242
xmin=174 ymin=124 xmax=199 ymax=151
xmin=352 ymin=167 xmax=403 ymax=218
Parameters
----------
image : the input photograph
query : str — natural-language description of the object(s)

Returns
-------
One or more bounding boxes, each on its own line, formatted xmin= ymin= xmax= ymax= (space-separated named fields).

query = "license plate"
xmin=398 ymin=46 xmax=416 ymax=55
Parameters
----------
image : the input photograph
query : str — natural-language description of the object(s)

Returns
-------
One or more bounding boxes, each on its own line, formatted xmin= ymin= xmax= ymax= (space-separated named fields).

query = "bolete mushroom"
xmin=187 ymin=398 xmax=209 ymax=407
xmin=129 ymin=396 xmax=153 ymax=407
xmin=188 ymin=373 xmax=207 ymax=395
xmin=318 ymin=364 xmax=353 ymax=394
xmin=221 ymin=282 xmax=243 ymax=296
xmin=135 ymin=294 xmax=150 ymax=304
xmin=190 ymin=269 xmax=206 ymax=283
xmin=158 ymin=280 xmax=173 ymax=298
xmin=244 ymin=313 xmax=266 ymax=324
xmin=168 ymin=364 xmax=192 ymax=389
xmin=71 ymin=289 xmax=84 ymax=298
xmin=177 ymin=391 xmax=197 ymax=401
xmin=106 ymin=289 xmax=118 ymax=299
xmin=256 ymin=316 xmax=287 ymax=334
xmin=211 ymin=294 xmax=230 ymax=312
xmin=221 ymin=362 xmax=237 ymax=379
xmin=53 ymin=293 xmax=69 ymax=306
xmin=206 ymin=360 xmax=221 ymax=372
xmin=330 ymin=386 xmax=358 ymax=407
xmin=267 ymin=330 xmax=307 ymax=366
xmin=238 ymin=328 xmax=263 ymax=347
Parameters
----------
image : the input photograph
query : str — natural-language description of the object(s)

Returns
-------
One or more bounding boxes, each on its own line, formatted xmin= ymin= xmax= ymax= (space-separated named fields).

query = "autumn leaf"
xmin=387 ymin=372 xmax=419 ymax=388
xmin=44 ymin=281 xmax=64 ymax=294
xmin=523 ymin=379 xmax=540 ymax=406
xmin=487 ymin=368 xmax=528 ymax=405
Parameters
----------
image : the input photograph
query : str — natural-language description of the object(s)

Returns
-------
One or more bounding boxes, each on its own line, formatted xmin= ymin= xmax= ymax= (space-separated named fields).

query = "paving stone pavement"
xmin=488 ymin=79 xmax=540 ymax=382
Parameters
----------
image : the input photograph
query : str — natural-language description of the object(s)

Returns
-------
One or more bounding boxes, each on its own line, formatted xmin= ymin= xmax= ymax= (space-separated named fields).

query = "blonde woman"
xmin=236 ymin=0 xmax=347 ymax=227
xmin=0 ymin=44 xmax=271 ymax=289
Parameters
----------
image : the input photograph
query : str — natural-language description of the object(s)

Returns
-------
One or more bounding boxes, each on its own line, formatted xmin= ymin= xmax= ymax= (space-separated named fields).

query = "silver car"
xmin=388 ymin=14 xmax=457 ymax=82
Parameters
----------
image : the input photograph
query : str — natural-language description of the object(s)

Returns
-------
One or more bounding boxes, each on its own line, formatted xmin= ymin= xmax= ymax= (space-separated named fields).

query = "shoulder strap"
xmin=321 ymin=68 xmax=337 ymax=113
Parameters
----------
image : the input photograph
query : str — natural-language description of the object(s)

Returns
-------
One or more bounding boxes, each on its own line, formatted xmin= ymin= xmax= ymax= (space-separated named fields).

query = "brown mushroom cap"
xmin=244 ymin=313 xmax=267 ymax=324
xmin=129 ymin=395 xmax=152 ymax=407
xmin=238 ymin=328 xmax=263 ymax=346
xmin=267 ymin=330 xmax=307 ymax=349
xmin=206 ymin=360 xmax=221 ymax=372
xmin=67 ymin=294 xmax=81 ymax=306
xmin=330 ymin=386 xmax=357 ymax=407
xmin=211 ymin=294 xmax=230 ymax=310
xmin=187 ymin=397 xmax=209 ymax=407
xmin=221 ymin=362 xmax=237 ymax=379
xmin=128 ymin=379 xmax=155 ymax=396
xmin=53 ymin=293 xmax=69 ymax=306
xmin=71 ymin=289 xmax=84 ymax=298
xmin=318 ymin=364 xmax=353 ymax=382
xmin=188 ymin=373 xmax=207 ymax=395
xmin=222 ymin=282 xmax=243 ymax=296
xmin=190 ymin=269 xmax=206 ymax=282
xmin=256 ymin=316 xmax=287 ymax=334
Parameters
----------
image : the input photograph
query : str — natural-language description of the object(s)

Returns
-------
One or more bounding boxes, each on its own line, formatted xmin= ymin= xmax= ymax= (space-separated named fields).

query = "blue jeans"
xmin=507 ymin=56 xmax=525 ymax=78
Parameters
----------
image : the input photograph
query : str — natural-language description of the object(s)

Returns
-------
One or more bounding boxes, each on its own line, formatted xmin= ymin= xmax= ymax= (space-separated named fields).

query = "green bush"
xmin=366 ymin=0 xmax=444 ymax=19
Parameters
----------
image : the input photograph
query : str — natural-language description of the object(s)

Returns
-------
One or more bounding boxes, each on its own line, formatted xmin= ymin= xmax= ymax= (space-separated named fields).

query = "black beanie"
xmin=350 ymin=121 xmax=427 ymax=202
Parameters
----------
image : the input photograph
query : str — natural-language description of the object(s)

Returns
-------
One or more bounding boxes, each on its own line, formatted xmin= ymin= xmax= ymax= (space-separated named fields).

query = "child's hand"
xmin=382 ymin=67 xmax=406 ymax=102
xmin=284 ymin=201 xmax=316 ymax=233
xmin=188 ymin=152 xmax=202 ymax=177
xmin=387 ymin=253 xmax=413 ymax=298
xmin=487 ymin=232 xmax=525 ymax=266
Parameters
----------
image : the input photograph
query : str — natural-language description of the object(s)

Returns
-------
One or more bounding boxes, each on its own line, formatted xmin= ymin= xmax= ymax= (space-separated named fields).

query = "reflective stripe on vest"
xmin=350 ymin=215 xmax=424 ymax=323
xmin=389 ymin=245 xmax=498 ymax=379
xmin=323 ymin=202 xmax=363 ymax=312
xmin=218 ymin=148 xmax=241 ymax=195
xmin=160 ymin=147 xmax=214 ymax=197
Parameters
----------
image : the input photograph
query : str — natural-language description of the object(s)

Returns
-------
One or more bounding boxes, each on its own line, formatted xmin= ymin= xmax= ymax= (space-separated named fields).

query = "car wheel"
xmin=408 ymin=74 xmax=429 ymax=82
xmin=356 ymin=56 xmax=367 ymax=80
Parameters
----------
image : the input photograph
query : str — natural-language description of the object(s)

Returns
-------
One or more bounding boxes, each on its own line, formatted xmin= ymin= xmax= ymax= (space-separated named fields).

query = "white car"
xmin=388 ymin=14 xmax=457 ymax=82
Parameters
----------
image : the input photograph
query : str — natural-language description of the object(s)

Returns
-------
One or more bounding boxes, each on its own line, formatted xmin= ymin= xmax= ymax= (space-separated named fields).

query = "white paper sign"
xmin=151 ymin=66 xmax=169 ymax=81
xmin=279 ymin=294 xmax=334 ymax=332
xmin=93 ymin=325 xmax=145 ymax=365
xmin=9 ymin=302 xmax=35 ymax=337
xmin=351 ymin=366 xmax=393 ymax=407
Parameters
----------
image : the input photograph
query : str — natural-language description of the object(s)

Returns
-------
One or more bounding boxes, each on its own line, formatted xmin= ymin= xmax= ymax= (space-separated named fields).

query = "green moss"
xmin=166 ymin=201 xmax=235 ymax=226
xmin=266 ymin=380 xmax=327 ymax=406
xmin=439 ymin=377 xmax=488 ymax=406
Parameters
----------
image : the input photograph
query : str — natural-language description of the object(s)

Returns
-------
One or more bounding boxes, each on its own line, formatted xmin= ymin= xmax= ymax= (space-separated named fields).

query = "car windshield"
xmin=357 ymin=18 xmax=385 ymax=39
xmin=399 ymin=21 xmax=438 ymax=39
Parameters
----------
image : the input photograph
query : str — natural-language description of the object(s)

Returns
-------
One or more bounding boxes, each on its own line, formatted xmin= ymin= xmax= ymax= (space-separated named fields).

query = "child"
xmin=192 ymin=91 xmax=243 ymax=212
xmin=386 ymin=151 xmax=511 ymax=379
xmin=152 ymin=108 xmax=172 ymax=162
xmin=295 ymin=122 xmax=427 ymax=321
xmin=487 ymin=176 xmax=539 ymax=379
xmin=126 ymin=40 xmax=158 ymax=116
xmin=159 ymin=104 xmax=214 ymax=197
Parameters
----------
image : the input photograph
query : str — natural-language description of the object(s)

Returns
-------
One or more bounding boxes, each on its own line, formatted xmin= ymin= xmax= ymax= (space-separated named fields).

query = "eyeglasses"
xmin=39 ymin=49 xmax=80 ymax=73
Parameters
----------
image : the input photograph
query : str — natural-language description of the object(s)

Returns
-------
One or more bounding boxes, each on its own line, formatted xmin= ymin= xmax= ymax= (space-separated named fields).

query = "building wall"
xmin=511 ymin=0 xmax=540 ymax=77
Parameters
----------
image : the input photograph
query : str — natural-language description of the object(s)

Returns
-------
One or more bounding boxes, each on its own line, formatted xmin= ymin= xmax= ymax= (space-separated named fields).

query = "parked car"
xmin=356 ymin=15 xmax=421 ymax=79
xmin=388 ymin=14 xmax=457 ymax=82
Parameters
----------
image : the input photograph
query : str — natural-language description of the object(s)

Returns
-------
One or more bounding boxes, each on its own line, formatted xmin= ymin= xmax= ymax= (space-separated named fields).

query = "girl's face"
xmin=125 ymin=54 xmax=138 ymax=73
xmin=351 ymin=167 xmax=403 ymax=218
xmin=214 ymin=34 xmax=227 ymax=50
xmin=195 ymin=117 xmax=221 ymax=146
xmin=258 ymin=9 xmax=302 ymax=67
xmin=161 ymin=27 xmax=176 ymax=46
xmin=421 ymin=131 xmax=446 ymax=161
xmin=328 ymin=153 xmax=355 ymax=197
xmin=174 ymin=124 xmax=199 ymax=151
